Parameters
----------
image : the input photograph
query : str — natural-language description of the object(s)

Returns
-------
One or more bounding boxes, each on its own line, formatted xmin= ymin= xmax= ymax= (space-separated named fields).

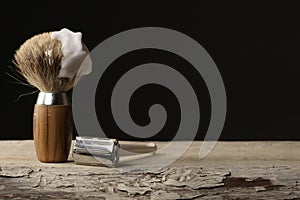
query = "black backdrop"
xmin=1 ymin=1 xmax=300 ymax=140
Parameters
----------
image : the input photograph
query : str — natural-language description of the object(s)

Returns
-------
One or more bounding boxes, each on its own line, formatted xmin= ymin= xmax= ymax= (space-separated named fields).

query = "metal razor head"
xmin=72 ymin=136 xmax=119 ymax=167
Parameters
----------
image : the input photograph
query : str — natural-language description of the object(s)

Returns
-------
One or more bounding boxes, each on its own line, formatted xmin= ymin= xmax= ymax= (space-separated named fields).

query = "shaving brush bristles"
xmin=14 ymin=32 xmax=75 ymax=92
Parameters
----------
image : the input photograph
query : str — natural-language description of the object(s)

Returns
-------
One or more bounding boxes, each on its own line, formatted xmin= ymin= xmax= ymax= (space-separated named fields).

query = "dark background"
xmin=1 ymin=1 xmax=300 ymax=140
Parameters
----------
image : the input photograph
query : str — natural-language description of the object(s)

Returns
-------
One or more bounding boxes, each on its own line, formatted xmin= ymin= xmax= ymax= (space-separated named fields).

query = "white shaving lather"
xmin=50 ymin=28 xmax=92 ymax=84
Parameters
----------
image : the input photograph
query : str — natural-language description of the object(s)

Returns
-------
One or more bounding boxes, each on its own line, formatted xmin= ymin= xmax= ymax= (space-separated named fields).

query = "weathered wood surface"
xmin=0 ymin=141 xmax=299 ymax=199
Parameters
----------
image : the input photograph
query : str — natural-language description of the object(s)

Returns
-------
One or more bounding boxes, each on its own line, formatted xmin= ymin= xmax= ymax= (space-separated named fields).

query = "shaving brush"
xmin=14 ymin=29 xmax=91 ymax=162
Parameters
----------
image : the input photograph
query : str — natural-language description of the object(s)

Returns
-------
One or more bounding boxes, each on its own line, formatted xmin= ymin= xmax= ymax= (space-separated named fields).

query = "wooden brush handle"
xmin=33 ymin=104 xmax=73 ymax=162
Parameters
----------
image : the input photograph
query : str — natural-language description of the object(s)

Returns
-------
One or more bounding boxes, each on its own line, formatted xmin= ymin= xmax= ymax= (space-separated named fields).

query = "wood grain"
xmin=33 ymin=104 xmax=72 ymax=162
xmin=0 ymin=141 xmax=299 ymax=199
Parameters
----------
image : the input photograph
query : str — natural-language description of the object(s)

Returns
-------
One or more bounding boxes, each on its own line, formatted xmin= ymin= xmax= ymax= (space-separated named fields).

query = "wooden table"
xmin=0 ymin=141 xmax=299 ymax=199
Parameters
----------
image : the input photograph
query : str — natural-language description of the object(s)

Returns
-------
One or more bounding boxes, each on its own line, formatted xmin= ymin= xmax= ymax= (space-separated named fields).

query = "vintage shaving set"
xmin=13 ymin=28 xmax=157 ymax=167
